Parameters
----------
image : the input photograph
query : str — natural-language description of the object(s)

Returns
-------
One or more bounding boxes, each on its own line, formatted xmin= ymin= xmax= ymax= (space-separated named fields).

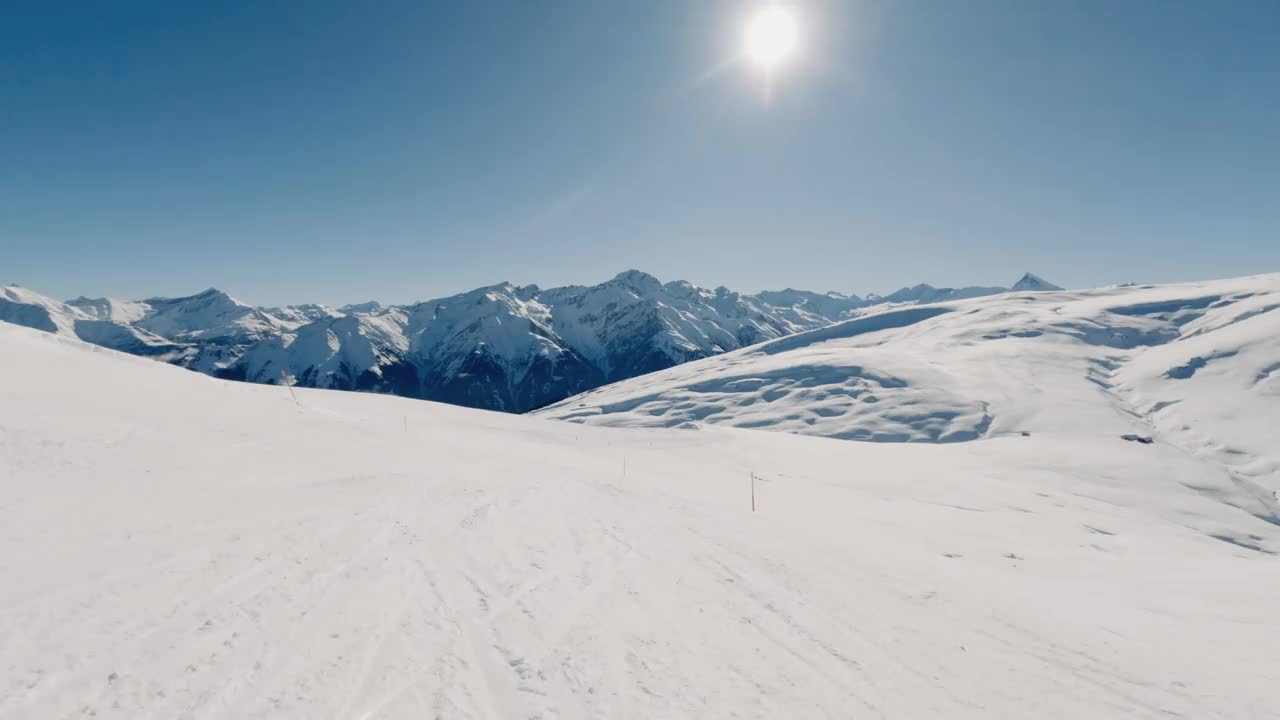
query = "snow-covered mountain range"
xmin=2 ymin=271 xmax=1057 ymax=412
xmin=3 ymin=289 xmax=1278 ymax=718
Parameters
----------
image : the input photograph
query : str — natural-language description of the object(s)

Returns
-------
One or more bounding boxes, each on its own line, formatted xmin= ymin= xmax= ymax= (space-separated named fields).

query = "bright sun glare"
xmin=744 ymin=4 xmax=799 ymax=70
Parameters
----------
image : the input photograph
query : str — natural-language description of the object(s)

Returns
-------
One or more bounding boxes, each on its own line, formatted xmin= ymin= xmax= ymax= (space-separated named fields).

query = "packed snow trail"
xmin=1 ymin=323 xmax=1278 ymax=719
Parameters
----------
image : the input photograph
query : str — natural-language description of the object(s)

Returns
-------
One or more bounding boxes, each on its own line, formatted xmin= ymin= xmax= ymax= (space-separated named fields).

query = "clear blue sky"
xmin=3 ymin=0 xmax=1278 ymax=305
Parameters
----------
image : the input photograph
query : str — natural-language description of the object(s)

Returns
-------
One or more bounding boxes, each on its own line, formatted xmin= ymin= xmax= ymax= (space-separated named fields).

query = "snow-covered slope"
xmin=1 ymin=285 xmax=182 ymax=357
xmin=3 ymin=321 xmax=1279 ymax=718
xmin=2 ymin=285 xmax=82 ymax=335
xmin=63 ymin=295 xmax=152 ymax=325
xmin=540 ymin=274 xmax=1280 ymax=516
xmin=257 ymin=303 xmax=343 ymax=328
xmin=234 ymin=309 xmax=416 ymax=395
xmin=750 ymin=288 xmax=866 ymax=324
xmin=537 ymin=271 xmax=809 ymax=380
xmin=3 ymin=272 xmax=1058 ymax=412
xmin=64 ymin=288 xmax=292 ymax=371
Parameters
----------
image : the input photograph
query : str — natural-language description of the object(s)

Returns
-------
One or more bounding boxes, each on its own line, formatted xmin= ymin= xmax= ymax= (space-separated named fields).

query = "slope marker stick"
xmin=280 ymin=370 xmax=299 ymax=407
xmin=751 ymin=472 xmax=756 ymax=513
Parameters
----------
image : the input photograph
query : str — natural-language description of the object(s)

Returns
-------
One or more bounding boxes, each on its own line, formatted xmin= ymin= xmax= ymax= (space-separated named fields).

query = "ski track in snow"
xmin=2 ymin=279 xmax=1280 ymax=718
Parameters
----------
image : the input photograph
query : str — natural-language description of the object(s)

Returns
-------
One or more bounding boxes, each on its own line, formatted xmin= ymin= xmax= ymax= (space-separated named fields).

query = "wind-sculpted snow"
xmin=1105 ymin=284 xmax=1280 ymax=522
xmin=0 ymin=272 xmax=1059 ymax=413
xmin=3 ymin=321 xmax=1280 ymax=718
xmin=548 ymin=353 xmax=991 ymax=443
xmin=541 ymin=274 xmax=1280 ymax=516
xmin=756 ymin=306 xmax=952 ymax=355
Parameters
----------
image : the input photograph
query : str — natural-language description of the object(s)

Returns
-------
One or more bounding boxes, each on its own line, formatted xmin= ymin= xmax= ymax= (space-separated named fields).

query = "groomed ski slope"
xmin=2 ymin=321 xmax=1279 ymax=719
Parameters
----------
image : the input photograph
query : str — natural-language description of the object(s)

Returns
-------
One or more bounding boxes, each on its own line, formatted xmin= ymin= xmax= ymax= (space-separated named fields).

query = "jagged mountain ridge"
xmin=1 ymin=271 xmax=1059 ymax=412
xmin=1 ymin=285 xmax=183 ymax=358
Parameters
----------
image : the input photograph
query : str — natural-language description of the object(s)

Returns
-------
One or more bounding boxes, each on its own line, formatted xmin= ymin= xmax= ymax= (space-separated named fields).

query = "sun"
xmin=744 ymin=4 xmax=799 ymax=70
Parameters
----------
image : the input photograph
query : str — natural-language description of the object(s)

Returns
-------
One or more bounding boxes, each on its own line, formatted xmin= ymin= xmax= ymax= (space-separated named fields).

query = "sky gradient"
xmin=2 ymin=0 xmax=1278 ymax=305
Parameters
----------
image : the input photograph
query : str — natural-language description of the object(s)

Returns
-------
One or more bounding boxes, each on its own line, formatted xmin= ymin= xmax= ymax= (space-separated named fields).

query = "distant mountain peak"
xmin=1011 ymin=273 xmax=1064 ymax=292
xmin=188 ymin=287 xmax=234 ymax=301
xmin=611 ymin=269 xmax=663 ymax=292
xmin=141 ymin=287 xmax=241 ymax=308
xmin=339 ymin=301 xmax=385 ymax=315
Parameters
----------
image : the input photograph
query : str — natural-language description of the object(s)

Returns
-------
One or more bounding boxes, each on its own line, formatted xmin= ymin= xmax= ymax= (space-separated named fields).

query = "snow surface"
xmin=2 ymin=316 xmax=1279 ymax=719
xmin=539 ymin=274 xmax=1280 ymax=521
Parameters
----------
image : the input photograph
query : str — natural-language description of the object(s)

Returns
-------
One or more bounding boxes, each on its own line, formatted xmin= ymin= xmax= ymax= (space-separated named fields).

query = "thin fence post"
xmin=280 ymin=370 xmax=299 ymax=407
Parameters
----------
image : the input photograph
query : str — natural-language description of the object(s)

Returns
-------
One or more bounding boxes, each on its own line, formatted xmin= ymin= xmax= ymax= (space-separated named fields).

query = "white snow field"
xmin=2 ymin=303 xmax=1279 ymax=718
xmin=540 ymin=274 xmax=1280 ymax=519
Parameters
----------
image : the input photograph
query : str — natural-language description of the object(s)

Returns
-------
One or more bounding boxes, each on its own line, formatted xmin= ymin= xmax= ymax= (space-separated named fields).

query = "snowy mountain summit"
xmin=3 ymin=271 xmax=1057 ymax=412
xmin=1010 ymin=272 xmax=1065 ymax=292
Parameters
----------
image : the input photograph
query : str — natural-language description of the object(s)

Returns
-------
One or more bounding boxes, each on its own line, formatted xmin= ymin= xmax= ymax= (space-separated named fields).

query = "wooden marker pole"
xmin=280 ymin=370 xmax=299 ymax=407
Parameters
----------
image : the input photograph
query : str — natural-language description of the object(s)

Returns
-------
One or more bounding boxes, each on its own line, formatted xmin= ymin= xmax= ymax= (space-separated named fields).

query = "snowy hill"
xmin=4 ymin=271 xmax=1056 ymax=412
xmin=2 ymin=318 xmax=1279 ymax=718
xmin=539 ymin=274 xmax=1280 ymax=519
